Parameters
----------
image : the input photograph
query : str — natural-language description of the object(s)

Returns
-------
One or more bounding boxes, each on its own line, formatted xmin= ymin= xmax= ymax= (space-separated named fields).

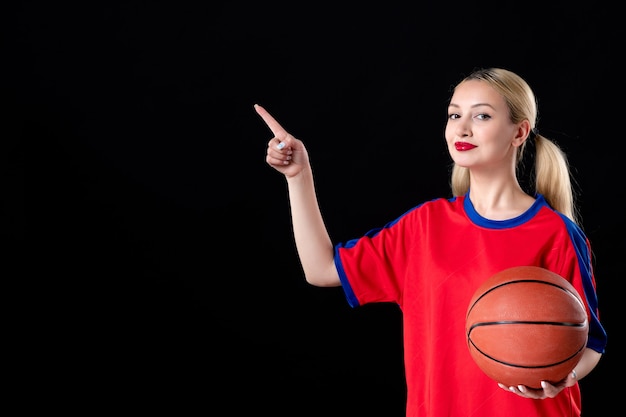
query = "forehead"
xmin=450 ymin=79 xmax=505 ymax=108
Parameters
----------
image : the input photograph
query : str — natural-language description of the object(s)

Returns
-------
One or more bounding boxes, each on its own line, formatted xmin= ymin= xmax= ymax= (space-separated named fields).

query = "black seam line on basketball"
xmin=468 ymin=321 xmax=588 ymax=330
xmin=467 ymin=340 xmax=587 ymax=369
xmin=466 ymin=279 xmax=584 ymax=318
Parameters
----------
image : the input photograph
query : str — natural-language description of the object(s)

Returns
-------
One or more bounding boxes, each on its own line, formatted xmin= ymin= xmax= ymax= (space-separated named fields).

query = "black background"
xmin=7 ymin=2 xmax=623 ymax=415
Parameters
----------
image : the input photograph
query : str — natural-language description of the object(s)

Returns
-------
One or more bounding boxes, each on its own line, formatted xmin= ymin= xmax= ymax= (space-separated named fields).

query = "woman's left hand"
xmin=498 ymin=370 xmax=577 ymax=399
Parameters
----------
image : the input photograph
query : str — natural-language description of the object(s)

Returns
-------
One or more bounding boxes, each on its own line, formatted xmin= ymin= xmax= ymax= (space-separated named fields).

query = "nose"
xmin=455 ymin=121 xmax=471 ymax=138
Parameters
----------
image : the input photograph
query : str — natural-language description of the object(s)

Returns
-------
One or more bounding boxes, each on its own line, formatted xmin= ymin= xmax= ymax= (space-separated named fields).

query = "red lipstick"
xmin=454 ymin=142 xmax=477 ymax=151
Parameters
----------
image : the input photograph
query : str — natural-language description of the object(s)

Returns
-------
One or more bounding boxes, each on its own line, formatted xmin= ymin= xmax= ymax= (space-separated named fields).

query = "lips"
xmin=454 ymin=142 xmax=477 ymax=151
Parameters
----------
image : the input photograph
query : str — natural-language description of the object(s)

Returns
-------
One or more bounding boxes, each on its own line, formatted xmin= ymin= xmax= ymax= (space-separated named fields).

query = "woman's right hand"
xmin=255 ymin=104 xmax=309 ymax=178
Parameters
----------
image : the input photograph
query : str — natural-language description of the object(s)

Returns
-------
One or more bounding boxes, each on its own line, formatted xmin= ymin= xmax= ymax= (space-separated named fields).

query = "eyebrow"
xmin=448 ymin=102 xmax=497 ymax=110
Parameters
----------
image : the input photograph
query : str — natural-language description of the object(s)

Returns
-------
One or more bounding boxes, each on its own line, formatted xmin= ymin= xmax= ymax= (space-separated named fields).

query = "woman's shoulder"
xmin=400 ymin=195 xmax=464 ymax=220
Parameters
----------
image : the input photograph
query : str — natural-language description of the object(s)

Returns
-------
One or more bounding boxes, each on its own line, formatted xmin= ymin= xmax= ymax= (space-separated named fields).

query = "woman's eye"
xmin=475 ymin=113 xmax=491 ymax=120
xmin=448 ymin=113 xmax=460 ymax=120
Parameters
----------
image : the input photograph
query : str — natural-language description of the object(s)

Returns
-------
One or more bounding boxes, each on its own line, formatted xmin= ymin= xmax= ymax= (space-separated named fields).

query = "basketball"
xmin=465 ymin=266 xmax=588 ymax=389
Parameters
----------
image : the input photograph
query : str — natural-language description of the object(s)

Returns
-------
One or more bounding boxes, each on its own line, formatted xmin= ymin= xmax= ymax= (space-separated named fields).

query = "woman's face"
xmin=445 ymin=80 xmax=523 ymax=171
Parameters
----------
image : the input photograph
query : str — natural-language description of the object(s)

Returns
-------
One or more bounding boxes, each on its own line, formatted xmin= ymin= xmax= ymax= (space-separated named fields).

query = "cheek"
xmin=443 ymin=126 xmax=456 ymax=153
xmin=444 ymin=124 xmax=453 ymax=142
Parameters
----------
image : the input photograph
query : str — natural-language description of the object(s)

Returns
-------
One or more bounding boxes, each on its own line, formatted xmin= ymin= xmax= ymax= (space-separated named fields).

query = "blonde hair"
xmin=449 ymin=68 xmax=580 ymax=224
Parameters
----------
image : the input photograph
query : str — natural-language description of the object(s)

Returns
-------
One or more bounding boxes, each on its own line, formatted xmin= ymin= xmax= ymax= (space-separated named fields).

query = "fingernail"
xmin=277 ymin=142 xmax=285 ymax=150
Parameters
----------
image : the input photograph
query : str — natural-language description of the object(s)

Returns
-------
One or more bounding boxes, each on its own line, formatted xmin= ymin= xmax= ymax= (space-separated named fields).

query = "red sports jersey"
xmin=335 ymin=193 xmax=607 ymax=417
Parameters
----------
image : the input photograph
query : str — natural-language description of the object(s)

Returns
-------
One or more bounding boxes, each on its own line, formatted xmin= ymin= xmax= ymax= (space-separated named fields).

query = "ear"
xmin=512 ymin=120 xmax=532 ymax=147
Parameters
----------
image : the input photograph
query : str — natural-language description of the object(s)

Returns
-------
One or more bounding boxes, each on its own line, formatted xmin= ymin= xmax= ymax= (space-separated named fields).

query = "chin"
xmin=451 ymin=158 xmax=472 ymax=168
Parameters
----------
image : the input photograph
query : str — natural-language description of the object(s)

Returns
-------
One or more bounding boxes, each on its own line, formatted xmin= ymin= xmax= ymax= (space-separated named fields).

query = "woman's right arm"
xmin=255 ymin=104 xmax=341 ymax=287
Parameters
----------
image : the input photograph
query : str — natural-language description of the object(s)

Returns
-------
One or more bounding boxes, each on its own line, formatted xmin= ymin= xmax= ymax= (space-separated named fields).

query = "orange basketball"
xmin=465 ymin=266 xmax=588 ymax=389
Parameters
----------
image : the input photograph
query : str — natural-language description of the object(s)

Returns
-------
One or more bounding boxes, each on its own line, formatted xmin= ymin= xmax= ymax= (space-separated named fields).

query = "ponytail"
xmin=534 ymin=134 xmax=579 ymax=225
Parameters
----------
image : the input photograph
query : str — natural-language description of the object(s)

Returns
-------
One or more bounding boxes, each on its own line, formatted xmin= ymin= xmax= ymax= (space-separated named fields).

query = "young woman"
xmin=256 ymin=67 xmax=607 ymax=416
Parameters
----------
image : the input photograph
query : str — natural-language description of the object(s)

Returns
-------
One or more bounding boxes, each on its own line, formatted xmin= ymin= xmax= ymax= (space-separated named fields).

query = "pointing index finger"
xmin=254 ymin=104 xmax=288 ymax=138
